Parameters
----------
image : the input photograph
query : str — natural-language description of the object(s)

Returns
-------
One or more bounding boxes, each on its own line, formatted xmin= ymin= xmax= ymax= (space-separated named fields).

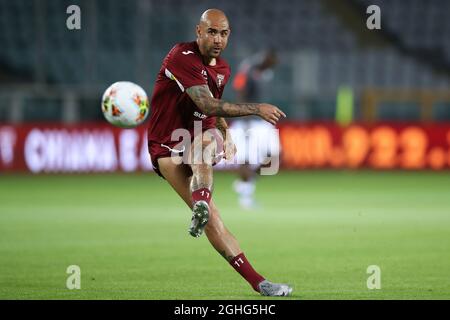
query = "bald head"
xmin=196 ymin=9 xmax=231 ymax=61
xmin=199 ymin=9 xmax=229 ymax=26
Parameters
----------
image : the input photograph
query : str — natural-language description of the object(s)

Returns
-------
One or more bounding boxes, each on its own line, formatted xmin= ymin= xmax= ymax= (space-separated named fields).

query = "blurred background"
xmin=1 ymin=0 xmax=450 ymax=172
xmin=1 ymin=0 xmax=450 ymax=300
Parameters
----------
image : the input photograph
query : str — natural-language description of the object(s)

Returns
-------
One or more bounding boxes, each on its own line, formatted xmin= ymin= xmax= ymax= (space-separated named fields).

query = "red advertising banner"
xmin=279 ymin=122 xmax=450 ymax=170
xmin=0 ymin=123 xmax=152 ymax=173
xmin=1 ymin=122 xmax=450 ymax=172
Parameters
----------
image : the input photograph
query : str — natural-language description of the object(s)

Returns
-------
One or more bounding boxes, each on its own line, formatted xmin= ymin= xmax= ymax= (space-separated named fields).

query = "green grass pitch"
xmin=1 ymin=171 xmax=449 ymax=299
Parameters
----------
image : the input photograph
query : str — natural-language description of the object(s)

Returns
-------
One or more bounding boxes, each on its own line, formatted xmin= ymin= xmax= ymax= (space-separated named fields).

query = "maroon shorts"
xmin=148 ymin=130 xmax=225 ymax=179
xmin=148 ymin=140 xmax=188 ymax=178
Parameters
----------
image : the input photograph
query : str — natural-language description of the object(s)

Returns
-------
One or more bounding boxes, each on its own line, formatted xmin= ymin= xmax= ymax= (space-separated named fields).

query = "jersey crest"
xmin=217 ymin=74 xmax=225 ymax=88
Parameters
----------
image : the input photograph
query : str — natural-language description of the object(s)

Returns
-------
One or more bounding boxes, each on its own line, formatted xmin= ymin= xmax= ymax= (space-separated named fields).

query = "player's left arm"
xmin=216 ymin=117 xmax=236 ymax=160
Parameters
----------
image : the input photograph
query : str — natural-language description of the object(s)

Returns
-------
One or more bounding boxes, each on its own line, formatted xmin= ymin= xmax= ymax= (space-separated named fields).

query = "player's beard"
xmin=209 ymin=45 xmax=223 ymax=58
xmin=209 ymin=49 xmax=221 ymax=58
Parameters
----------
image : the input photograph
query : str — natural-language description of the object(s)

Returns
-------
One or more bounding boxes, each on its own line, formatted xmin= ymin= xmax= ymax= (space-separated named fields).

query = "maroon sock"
xmin=230 ymin=253 xmax=265 ymax=292
xmin=192 ymin=188 xmax=212 ymax=205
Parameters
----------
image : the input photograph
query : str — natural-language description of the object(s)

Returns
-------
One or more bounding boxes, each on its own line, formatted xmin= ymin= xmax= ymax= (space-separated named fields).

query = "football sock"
xmin=229 ymin=252 xmax=265 ymax=292
xmin=192 ymin=187 xmax=212 ymax=205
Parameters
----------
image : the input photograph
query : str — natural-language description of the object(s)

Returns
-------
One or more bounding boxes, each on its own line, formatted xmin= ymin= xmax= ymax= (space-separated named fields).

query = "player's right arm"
xmin=186 ymin=84 xmax=286 ymax=125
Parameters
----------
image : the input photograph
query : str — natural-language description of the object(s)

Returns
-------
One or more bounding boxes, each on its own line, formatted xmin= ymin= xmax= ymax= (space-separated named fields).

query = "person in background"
xmin=231 ymin=49 xmax=280 ymax=210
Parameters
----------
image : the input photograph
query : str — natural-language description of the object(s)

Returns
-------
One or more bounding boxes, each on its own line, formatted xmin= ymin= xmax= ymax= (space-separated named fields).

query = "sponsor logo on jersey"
xmin=182 ymin=50 xmax=194 ymax=55
xmin=193 ymin=111 xmax=207 ymax=119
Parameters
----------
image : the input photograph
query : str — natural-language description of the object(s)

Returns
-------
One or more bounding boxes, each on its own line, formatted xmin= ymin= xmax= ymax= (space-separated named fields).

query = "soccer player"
xmin=147 ymin=9 xmax=292 ymax=296
xmin=231 ymin=49 xmax=279 ymax=210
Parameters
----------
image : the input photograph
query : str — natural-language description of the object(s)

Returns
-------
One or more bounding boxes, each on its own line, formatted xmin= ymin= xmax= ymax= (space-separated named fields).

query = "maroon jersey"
xmin=147 ymin=41 xmax=231 ymax=145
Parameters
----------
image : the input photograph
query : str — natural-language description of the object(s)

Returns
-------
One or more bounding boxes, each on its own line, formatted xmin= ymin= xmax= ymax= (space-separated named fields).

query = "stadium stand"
xmin=0 ymin=0 xmax=449 ymax=121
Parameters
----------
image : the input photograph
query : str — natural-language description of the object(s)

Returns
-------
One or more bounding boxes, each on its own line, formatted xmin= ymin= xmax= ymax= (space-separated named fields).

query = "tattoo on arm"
xmin=186 ymin=85 xmax=260 ymax=117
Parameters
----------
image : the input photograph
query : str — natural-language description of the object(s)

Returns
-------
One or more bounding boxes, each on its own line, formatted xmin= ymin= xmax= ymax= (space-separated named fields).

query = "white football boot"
xmin=188 ymin=200 xmax=210 ymax=238
xmin=258 ymin=280 xmax=293 ymax=297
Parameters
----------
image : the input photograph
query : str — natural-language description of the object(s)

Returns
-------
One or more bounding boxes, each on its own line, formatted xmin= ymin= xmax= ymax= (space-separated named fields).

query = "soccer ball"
xmin=101 ymin=81 xmax=150 ymax=128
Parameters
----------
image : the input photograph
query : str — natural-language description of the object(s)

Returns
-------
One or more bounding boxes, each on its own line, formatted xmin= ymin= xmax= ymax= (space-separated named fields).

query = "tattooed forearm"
xmin=186 ymin=85 xmax=260 ymax=117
